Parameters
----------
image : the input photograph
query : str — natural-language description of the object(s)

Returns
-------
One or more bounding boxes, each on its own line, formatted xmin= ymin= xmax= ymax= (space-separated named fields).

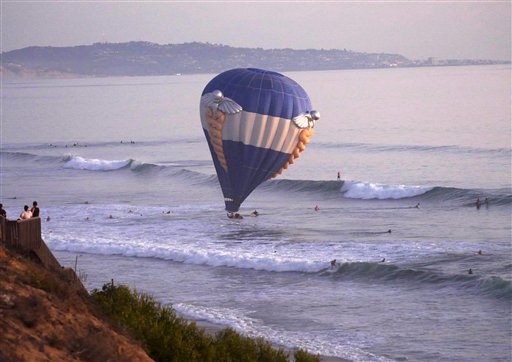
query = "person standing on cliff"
xmin=31 ymin=201 xmax=40 ymax=218
xmin=0 ymin=204 xmax=6 ymax=218
xmin=20 ymin=205 xmax=32 ymax=220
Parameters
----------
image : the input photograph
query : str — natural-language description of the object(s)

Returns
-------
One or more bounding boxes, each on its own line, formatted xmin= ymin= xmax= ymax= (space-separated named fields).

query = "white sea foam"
xmin=341 ymin=181 xmax=433 ymax=199
xmin=174 ymin=303 xmax=393 ymax=362
xmin=41 ymin=203 xmax=452 ymax=276
xmin=63 ymin=155 xmax=131 ymax=171
xmin=45 ymin=233 xmax=328 ymax=274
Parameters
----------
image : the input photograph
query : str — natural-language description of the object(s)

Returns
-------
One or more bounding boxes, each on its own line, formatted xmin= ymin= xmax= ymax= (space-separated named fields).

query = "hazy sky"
xmin=2 ymin=1 xmax=511 ymax=60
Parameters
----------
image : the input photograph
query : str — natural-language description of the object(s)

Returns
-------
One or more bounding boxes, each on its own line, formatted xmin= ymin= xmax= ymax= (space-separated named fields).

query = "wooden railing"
xmin=0 ymin=216 xmax=62 ymax=272
xmin=0 ymin=216 xmax=87 ymax=294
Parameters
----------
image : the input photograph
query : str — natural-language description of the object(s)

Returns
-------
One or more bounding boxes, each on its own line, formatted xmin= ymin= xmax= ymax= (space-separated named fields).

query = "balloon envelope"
xmin=200 ymin=68 xmax=316 ymax=212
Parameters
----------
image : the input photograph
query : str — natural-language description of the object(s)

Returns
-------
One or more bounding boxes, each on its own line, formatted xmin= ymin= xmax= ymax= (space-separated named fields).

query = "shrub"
xmin=91 ymin=282 xmax=319 ymax=362
xmin=294 ymin=348 xmax=321 ymax=362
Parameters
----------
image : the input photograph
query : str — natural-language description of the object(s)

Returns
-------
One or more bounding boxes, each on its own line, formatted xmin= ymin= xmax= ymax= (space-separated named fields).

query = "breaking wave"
xmin=63 ymin=155 xmax=133 ymax=171
xmin=2 ymin=150 xmax=510 ymax=205
xmin=47 ymin=231 xmax=511 ymax=301
xmin=340 ymin=181 xmax=433 ymax=199
xmin=322 ymin=261 xmax=512 ymax=301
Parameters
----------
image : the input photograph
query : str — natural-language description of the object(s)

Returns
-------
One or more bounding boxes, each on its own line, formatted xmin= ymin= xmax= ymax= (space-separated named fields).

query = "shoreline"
xmin=191 ymin=319 xmax=349 ymax=362
xmin=53 ymin=249 xmax=350 ymax=361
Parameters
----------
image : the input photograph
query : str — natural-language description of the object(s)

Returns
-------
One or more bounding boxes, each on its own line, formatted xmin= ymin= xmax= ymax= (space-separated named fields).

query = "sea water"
xmin=1 ymin=65 xmax=511 ymax=361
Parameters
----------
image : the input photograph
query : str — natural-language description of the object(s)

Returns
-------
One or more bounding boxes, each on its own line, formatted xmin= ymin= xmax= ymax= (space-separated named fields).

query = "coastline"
xmin=0 ymin=238 xmax=341 ymax=361
xmin=192 ymin=319 xmax=349 ymax=362
xmin=52 ymin=248 xmax=348 ymax=361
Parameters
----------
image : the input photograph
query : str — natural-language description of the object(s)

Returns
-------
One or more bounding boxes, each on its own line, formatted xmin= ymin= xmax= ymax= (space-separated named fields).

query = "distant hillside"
xmin=1 ymin=41 xmax=507 ymax=79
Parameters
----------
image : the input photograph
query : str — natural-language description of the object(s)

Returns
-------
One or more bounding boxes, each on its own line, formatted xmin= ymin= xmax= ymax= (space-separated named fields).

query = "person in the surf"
xmin=227 ymin=212 xmax=243 ymax=219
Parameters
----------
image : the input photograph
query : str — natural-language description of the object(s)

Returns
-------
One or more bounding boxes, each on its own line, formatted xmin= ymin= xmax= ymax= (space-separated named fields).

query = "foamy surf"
xmin=44 ymin=233 xmax=328 ymax=274
xmin=173 ymin=303 xmax=393 ymax=362
xmin=341 ymin=181 xmax=433 ymax=199
xmin=63 ymin=155 xmax=132 ymax=171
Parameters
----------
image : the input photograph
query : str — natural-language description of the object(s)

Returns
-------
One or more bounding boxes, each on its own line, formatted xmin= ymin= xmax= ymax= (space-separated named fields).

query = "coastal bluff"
xmin=0 ymin=216 xmax=153 ymax=361
xmin=0 ymin=217 xmax=333 ymax=362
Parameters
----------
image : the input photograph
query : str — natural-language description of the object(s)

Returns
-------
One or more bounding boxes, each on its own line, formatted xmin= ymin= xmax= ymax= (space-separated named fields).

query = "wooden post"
xmin=0 ymin=216 xmax=5 ymax=243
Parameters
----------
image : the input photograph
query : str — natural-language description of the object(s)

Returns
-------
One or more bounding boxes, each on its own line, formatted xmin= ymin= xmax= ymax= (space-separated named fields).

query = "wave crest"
xmin=341 ymin=181 xmax=433 ymax=200
xmin=322 ymin=261 xmax=512 ymax=301
xmin=63 ymin=155 xmax=133 ymax=171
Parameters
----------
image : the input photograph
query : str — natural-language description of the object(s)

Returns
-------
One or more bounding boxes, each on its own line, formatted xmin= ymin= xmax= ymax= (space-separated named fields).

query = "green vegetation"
xmin=91 ymin=282 xmax=320 ymax=362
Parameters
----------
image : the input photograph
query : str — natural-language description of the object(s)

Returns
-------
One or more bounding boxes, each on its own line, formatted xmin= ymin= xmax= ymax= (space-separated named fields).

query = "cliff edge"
xmin=0 ymin=244 xmax=153 ymax=362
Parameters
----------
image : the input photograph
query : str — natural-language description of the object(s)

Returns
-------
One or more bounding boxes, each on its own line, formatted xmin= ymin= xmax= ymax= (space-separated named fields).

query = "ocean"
xmin=1 ymin=65 xmax=511 ymax=361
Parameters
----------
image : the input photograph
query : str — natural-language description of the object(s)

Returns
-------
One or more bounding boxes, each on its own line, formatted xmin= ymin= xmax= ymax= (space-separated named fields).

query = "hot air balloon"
xmin=200 ymin=68 xmax=319 ymax=216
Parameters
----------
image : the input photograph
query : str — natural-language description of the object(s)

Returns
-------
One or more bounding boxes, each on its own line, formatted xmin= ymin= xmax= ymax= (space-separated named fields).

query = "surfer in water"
xmin=227 ymin=212 xmax=243 ymax=219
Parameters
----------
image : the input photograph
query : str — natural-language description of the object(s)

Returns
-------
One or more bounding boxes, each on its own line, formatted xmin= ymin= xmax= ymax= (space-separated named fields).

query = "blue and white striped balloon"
xmin=200 ymin=68 xmax=318 ymax=213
